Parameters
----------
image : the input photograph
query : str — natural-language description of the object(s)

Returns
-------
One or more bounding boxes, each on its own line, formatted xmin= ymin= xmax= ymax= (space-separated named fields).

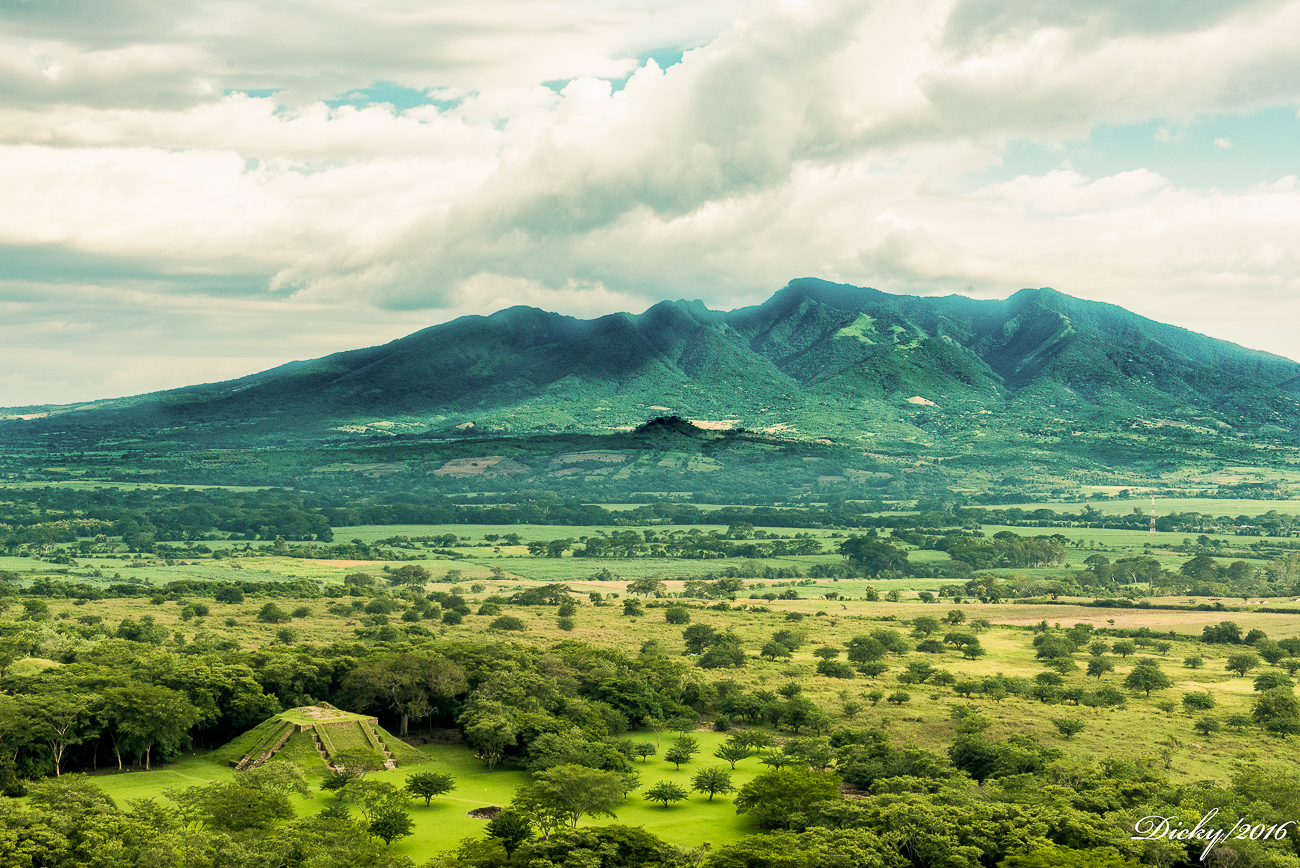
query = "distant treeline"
xmin=6 ymin=486 xmax=1300 ymax=554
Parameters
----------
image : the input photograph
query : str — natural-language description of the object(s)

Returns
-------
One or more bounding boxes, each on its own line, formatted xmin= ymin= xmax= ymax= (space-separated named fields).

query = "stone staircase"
xmin=235 ymin=722 xmax=294 ymax=771
xmin=364 ymin=722 xmax=397 ymax=770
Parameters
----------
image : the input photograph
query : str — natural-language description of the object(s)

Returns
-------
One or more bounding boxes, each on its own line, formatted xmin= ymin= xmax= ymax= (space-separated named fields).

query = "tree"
xmin=886 ymin=691 xmax=911 ymax=706
xmin=690 ymin=767 xmax=734 ymax=801
xmin=734 ymin=767 xmax=842 ymax=829
xmin=664 ymin=606 xmax=690 ymax=625
xmin=761 ymin=641 xmax=793 ymax=660
xmin=488 ymin=616 xmax=527 ymax=632
xmin=1051 ymin=717 xmax=1085 ymax=739
xmin=22 ymin=693 xmax=94 ymax=777
xmin=1194 ymin=717 xmax=1222 ymax=737
xmin=510 ymin=785 xmax=569 ymax=841
xmin=846 ymin=635 xmax=885 ymax=663
xmin=486 ymin=809 xmax=533 ymax=858
xmin=342 ymin=651 xmax=468 ymax=736
xmin=465 ymin=713 xmax=517 ymax=770
xmin=1124 ymin=659 xmax=1172 ymax=697
xmin=627 ymin=577 xmax=667 ymax=598
xmin=682 ymin=624 xmax=719 ymax=654
xmin=1086 ymin=657 xmax=1114 ymax=680
xmin=1254 ymin=671 xmax=1295 ymax=692
xmin=1112 ymin=640 xmax=1136 ymax=658
xmin=368 ymin=805 xmax=414 ymax=845
xmin=532 ymin=764 xmax=626 ymax=828
xmin=1000 ymin=844 xmax=1142 ymax=868
xmin=643 ymin=781 xmax=688 ymax=808
xmin=257 ymin=603 xmax=292 ymax=624
xmin=99 ymin=683 xmax=202 ymax=770
xmin=1226 ymin=652 xmax=1261 ymax=677
xmin=1183 ymin=654 xmax=1204 ymax=669
xmin=1253 ymin=688 xmax=1300 ymax=732
xmin=167 ymin=777 xmax=295 ymax=832
xmin=664 ymin=745 xmax=692 ymax=770
xmin=622 ymin=599 xmax=644 ymax=617
xmin=634 ymin=742 xmax=657 ymax=762
xmin=714 ymin=740 xmax=751 ymax=769
xmin=388 ymin=564 xmax=431 ymax=588
xmin=404 ymin=770 xmax=455 ymax=806
xmin=838 ymin=536 xmax=910 ymax=576
xmin=912 ymin=616 xmax=940 ymax=636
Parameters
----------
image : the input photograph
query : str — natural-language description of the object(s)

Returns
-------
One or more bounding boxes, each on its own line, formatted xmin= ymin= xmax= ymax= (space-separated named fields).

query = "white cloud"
xmin=6 ymin=0 xmax=1300 ymax=404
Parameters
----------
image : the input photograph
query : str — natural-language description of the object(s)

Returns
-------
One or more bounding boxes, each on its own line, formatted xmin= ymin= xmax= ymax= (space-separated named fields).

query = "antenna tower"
xmin=1149 ymin=493 xmax=1156 ymax=536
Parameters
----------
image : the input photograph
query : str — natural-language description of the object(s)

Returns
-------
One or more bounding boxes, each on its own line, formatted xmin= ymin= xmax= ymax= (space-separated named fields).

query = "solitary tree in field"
xmin=664 ymin=745 xmax=692 ymax=770
xmin=404 ymin=771 xmax=455 ymax=806
xmin=691 ymin=767 xmax=735 ymax=801
xmin=644 ymin=781 xmax=688 ymax=808
xmin=1194 ymin=717 xmax=1222 ymax=737
xmin=761 ymin=641 xmax=793 ymax=660
xmin=1124 ymin=659 xmax=1173 ymax=697
xmin=1087 ymin=657 xmax=1115 ymax=680
xmin=634 ymin=742 xmax=657 ymax=762
xmin=627 ymin=577 xmax=667 ymax=598
xmin=1226 ymin=652 xmax=1260 ymax=677
xmin=532 ymin=764 xmax=626 ymax=828
xmin=713 ymin=740 xmax=751 ymax=769
xmin=1052 ymin=717 xmax=1085 ymax=739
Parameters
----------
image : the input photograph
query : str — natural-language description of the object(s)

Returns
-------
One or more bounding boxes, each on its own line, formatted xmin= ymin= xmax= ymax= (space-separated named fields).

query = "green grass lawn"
xmin=91 ymin=733 xmax=765 ymax=860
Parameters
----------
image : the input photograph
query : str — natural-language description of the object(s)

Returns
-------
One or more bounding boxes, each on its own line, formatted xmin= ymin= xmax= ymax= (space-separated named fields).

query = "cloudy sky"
xmin=4 ymin=0 xmax=1300 ymax=406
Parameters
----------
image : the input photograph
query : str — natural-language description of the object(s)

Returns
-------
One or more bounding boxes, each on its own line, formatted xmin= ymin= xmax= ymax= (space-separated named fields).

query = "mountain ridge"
xmin=5 ymin=279 xmax=1300 ymax=462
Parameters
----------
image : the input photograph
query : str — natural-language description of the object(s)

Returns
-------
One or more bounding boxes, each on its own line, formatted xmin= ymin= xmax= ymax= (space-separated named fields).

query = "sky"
xmin=4 ymin=0 xmax=1300 ymax=406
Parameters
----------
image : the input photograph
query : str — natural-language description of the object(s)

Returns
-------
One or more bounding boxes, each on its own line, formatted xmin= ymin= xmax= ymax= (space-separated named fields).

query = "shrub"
xmin=664 ymin=606 xmax=691 ymax=625
xmin=488 ymin=616 xmax=527 ymax=632
xmin=815 ymin=659 xmax=855 ymax=679
xmin=257 ymin=603 xmax=291 ymax=624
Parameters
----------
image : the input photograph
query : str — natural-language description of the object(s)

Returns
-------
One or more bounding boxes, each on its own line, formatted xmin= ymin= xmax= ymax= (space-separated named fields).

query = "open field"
xmin=9 ymin=490 xmax=1300 ymax=865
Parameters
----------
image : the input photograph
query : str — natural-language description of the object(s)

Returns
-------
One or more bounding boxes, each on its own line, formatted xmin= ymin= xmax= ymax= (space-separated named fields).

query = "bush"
xmin=664 ymin=606 xmax=691 ymax=625
xmin=1194 ymin=717 xmax=1222 ymax=737
xmin=815 ymin=659 xmax=855 ymax=679
xmin=257 ymin=603 xmax=291 ymax=624
xmin=488 ymin=616 xmax=527 ymax=632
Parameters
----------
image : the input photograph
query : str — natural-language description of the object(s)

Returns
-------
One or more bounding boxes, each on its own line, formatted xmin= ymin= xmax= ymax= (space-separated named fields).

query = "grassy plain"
xmin=13 ymin=495 xmax=1300 ymax=861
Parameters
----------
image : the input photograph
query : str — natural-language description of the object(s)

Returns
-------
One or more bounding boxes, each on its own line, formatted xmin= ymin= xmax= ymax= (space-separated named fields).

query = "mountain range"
xmin=5 ymin=279 xmax=1300 ymax=472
